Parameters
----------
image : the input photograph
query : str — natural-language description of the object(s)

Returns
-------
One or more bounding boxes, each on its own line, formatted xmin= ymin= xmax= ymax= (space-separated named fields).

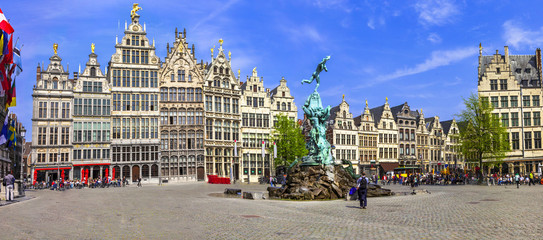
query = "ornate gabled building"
xmin=478 ymin=45 xmax=543 ymax=175
xmin=370 ymin=98 xmax=398 ymax=175
xmin=270 ymin=77 xmax=297 ymax=124
xmin=326 ymin=96 xmax=358 ymax=171
xmin=72 ymin=47 xmax=111 ymax=180
xmin=354 ymin=100 xmax=378 ymax=175
xmin=31 ymin=44 xmax=74 ymax=182
xmin=440 ymin=119 xmax=462 ymax=170
xmin=416 ymin=110 xmax=430 ymax=171
xmin=425 ymin=116 xmax=446 ymax=173
xmin=240 ymin=69 xmax=272 ymax=182
xmin=390 ymin=102 xmax=418 ymax=169
xmin=203 ymin=40 xmax=241 ymax=179
xmin=108 ymin=13 xmax=161 ymax=183
xmin=159 ymin=28 xmax=206 ymax=182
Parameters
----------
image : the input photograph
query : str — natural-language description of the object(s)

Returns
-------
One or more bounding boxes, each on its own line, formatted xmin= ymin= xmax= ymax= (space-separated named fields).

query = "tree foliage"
xmin=270 ymin=114 xmax=308 ymax=167
xmin=456 ymin=93 xmax=510 ymax=174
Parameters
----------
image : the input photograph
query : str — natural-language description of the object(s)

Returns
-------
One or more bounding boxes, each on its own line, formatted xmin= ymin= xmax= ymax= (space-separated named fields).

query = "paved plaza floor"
xmin=0 ymin=182 xmax=541 ymax=239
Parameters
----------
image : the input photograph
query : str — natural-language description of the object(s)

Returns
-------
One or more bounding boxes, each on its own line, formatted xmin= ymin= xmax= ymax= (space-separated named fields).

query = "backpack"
xmin=357 ymin=177 xmax=367 ymax=189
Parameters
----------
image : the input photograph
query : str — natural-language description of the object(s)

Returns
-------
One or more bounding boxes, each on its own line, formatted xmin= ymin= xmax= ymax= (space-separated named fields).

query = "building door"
xmin=132 ymin=165 xmax=140 ymax=182
xmin=233 ymin=164 xmax=239 ymax=181
xmin=197 ymin=166 xmax=204 ymax=181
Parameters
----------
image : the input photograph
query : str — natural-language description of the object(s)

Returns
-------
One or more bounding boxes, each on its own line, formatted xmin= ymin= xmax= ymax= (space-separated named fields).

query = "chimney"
xmin=504 ymin=46 xmax=509 ymax=65
xmin=537 ymin=48 xmax=542 ymax=82
xmin=36 ymin=63 xmax=41 ymax=83
xmin=73 ymin=72 xmax=78 ymax=80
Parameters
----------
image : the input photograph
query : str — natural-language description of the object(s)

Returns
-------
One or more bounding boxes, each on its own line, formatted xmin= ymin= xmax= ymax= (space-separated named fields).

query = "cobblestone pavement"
xmin=0 ymin=182 xmax=542 ymax=239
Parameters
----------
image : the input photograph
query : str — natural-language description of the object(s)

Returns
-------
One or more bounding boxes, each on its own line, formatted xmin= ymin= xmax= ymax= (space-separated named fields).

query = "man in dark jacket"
xmin=357 ymin=173 xmax=369 ymax=209
xmin=4 ymin=173 xmax=15 ymax=201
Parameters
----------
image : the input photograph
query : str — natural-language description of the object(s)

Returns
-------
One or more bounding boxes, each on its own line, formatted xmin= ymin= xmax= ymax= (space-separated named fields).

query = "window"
xmin=499 ymin=79 xmax=507 ymax=90
xmin=496 ymin=68 xmax=500 ymax=74
xmin=490 ymin=96 xmax=498 ymax=108
xmin=511 ymin=112 xmax=519 ymax=127
xmin=500 ymin=96 xmax=508 ymax=108
xmin=38 ymin=127 xmax=47 ymax=145
xmin=533 ymin=96 xmax=540 ymax=107
xmin=258 ymin=98 xmax=264 ymax=107
xmin=214 ymin=97 xmax=221 ymax=112
xmin=50 ymin=102 xmax=59 ymax=118
xmin=516 ymin=68 xmax=521 ymax=73
xmin=524 ymin=112 xmax=531 ymax=127
xmin=534 ymin=112 xmax=540 ymax=126
xmin=39 ymin=102 xmax=47 ymax=118
xmin=232 ymin=99 xmax=239 ymax=114
xmin=523 ymin=96 xmax=530 ymax=107
xmin=525 ymin=68 xmax=531 ymax=73
xmin=525 ymin=132 xmax=532 ymax=150
xmin=535 ymin=131 xmax=542 ymax=149
xmin=490 ymin=80 xmax=498 ymax=90
xmin=501 ymin=113 xmax=509 ymax=127
xmin=49 ymin=127 xmax=58 ymax=145
xmin=510 ymin=96 xmax=518 ymax=107
xmin=246 ymin=97 xmax=252 ymax=107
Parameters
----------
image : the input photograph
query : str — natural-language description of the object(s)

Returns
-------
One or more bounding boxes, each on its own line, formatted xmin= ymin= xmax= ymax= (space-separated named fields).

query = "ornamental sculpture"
xmin=131 ymin=3 xmax=142 ymax=21
xmin=301 ymin=56 xmax=333 ymax=165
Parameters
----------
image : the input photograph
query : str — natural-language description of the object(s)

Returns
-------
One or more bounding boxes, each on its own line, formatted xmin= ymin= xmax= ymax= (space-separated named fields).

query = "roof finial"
xmin=211 ymin=45 xmax=214 ymax=57
xmin=479 ymin=43 xmax=482 ymax=55
xmin=219 ymin=38 xmax=223 ymax=47
xmin=365 ymin=99 xmax=368 ymax=107
xmin=91 ymin=43 xmax=95 ymax=53
xmin=385 ymin=96 xmax=388 ymax=102
xmin=131 ymin=3 xmax=142 ymax=21
xmin=342 ymin=94 xmax=345 ymax=101
xmin=252 ymin=67 xmax=257 ymax=76
xmin=53 ymin=43 xmax=58 ymax=55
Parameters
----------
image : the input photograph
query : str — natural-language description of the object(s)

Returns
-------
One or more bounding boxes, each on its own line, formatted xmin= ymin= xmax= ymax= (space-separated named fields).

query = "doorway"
xmin=132 ymin=165 xmax=140 ymax=182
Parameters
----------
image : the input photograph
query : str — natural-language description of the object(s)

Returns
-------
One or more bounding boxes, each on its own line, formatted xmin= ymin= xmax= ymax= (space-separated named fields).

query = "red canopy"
xmin=112 ymin=168 xmax=116 ymax=179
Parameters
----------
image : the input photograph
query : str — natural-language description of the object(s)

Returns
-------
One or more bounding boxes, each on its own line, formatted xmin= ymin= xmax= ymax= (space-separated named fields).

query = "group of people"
xmin=486 ymin=172 xmax=540 ymax=188
xmin=33 ymin=176 xmax=134 ymax=190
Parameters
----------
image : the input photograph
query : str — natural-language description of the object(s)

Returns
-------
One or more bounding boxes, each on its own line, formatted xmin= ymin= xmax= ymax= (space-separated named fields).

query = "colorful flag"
xmin=0 ymin=34 xmax=12 ymax=95
xmin=6 ymin=78 xmax=14 ymax=108
xmin=7 ymin=117 xmax=16 ymax=148
xmin=13 ymin=40 xmax=21 ymax=76
xmin=0 ymin=9 xmax=14 ymax=34
xmin=0 ymin=109 xmax=9 ymax=145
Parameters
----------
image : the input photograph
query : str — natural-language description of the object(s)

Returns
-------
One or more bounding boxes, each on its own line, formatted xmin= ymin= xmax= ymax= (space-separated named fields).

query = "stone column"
xmin=100 ymin=166 xmax=103 ymax=178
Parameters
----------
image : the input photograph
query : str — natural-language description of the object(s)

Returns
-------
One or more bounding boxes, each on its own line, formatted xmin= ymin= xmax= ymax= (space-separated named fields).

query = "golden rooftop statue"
xmin=237 ymin=69 xmax=240 ymax=77
xmin=252 ymin=67 xmax=257 ymax=75
xmin=385 ymin=96 xmax=388 ymax=102
xmin=365 ymin=99 xmax=368 ymax=107
xmin=53 ymin=43 xmax=58 ymax=55
xmin=131 ymin=3 xmax=142 ymax=21
xmin=342 ymin=94 xmax=345 ymax=101
xmin=91 ymin=43 xmax=95 ymax=53
xmin=219 ymin=38 xmax=223 ymax=46
xmin=178 ymin=42 xmax=184 ymax=52
xmin=228 ymin=51 xmax=231 ymax=59
xmin=210 ymin=45 xmax=215 ymax=56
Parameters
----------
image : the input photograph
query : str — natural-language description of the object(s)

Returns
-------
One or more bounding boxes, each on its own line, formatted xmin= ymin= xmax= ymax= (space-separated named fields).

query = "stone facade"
xmin=326 ymin=96 xmax=359 ymax=173
xmin=108 ymin=15 xmax=161 ymax=183
xmin=31 ymin=50 xmax=73 ymax=182
xmin=72 ymin=51 xmax=111 ymax=180
xmin=203 ymin=40 xmax=242 ymax=179
xmin=478 ymin=45 xmax=543 ymax=175
xmin=159 ymin=28 xmax=205 ymax=182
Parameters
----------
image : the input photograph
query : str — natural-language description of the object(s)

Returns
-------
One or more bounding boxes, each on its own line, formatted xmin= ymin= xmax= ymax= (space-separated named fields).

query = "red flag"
xmin=0 ymin=9 xmax=14 ymax=34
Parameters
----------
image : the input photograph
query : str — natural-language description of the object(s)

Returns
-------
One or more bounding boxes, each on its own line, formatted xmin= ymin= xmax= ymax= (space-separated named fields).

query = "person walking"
xmin=356 ymin=173 xmax=369 ymax=209
xmin=137 ymin=177 xmax=142 ymax=187
xmin=529 ymin=172 xmax=534 ymax=186
xmin=3 ymin=173 xmax=15 ymax=201
xmin=515 ymin=173 xmax=520 ymax=188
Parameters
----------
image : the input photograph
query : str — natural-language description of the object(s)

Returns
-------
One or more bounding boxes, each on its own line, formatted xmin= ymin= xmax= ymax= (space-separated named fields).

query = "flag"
xmin=6 ymin=78 xmax=14 ymax=108
xmin=0 ymin=110 xmax=9 ymax=145
xmin=0 ymin=33 xmax=12 ymax=65
xmin=7 ymin=118 xmax=16 ymax=148
xmin=0 ymin=34 xmax=12 ymax=95
xmin=273 ymin=142 xmax=277 ymax=159
xmin=0 ymin=9 xmax=14 ymax=34
xmin=13 ymin=40 xmax=21 ymax=76
xmin=261 ymin=141 xmax=265 ymax=159
xmin=234 ymin=140 xmax=237 ymax=157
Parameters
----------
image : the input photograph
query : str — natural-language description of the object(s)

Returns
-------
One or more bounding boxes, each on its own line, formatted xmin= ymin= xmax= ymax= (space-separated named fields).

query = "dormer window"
xmin=214 ymin=66 xmax=217 ymax=73
xmin=126 ymin=39 xmax=130 ymax=45
xmin=282 ymin=92 xmax=285 ymax=97
xmin=496 ymin=67 xmax=500 ymax=74
xmin=225 ymin=68 xmax=229 ymax=75
xmin=53 ymin=80 xmax=58 ymax=89
xmin=44 ymin=80 xmax=49 ymax=89
xmin=526 ymin=68 xmax=531 ymax=73
xmin=90 ymin=67 xmax=96 ymax=77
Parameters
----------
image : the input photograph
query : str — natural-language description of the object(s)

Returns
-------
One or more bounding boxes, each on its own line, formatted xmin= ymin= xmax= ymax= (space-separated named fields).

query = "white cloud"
xmin=313 ymin=0 xmax=352 ymax=13
xmin=358 ymin=46 xmax=477 ymax=88
xmin=367 ymin=18 xmax=375 ymax=30
xmin=503 ymin=20 xmax=543 ymax=49
xmin=414 ymin=0 xmax=460 ymax=26
xmin=282 ymin=25 xmax=323 ymax=44
xmin=427 ymin=33 xmax=442 ymax=43
xmin=444 ymin=76 xmax=462 ymax=86
xmin=193 ymin=0 xmax=240 ymax=30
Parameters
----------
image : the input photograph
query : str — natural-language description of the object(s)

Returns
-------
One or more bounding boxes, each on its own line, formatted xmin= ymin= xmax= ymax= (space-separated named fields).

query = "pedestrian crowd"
xmin=31 ymin=176 xmax=133 ymax=191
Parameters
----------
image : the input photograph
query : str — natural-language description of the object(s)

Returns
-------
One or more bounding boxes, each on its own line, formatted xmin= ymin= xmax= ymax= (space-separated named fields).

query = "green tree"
xmin=456 ymin=93 xmax=510 ymax=179
xmin=270 ymin=114 xmax=308 ymax=167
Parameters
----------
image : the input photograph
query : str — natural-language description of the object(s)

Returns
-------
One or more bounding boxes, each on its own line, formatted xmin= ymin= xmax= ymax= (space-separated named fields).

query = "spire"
xmin=175 ymin=27 xmax=178 ymax=38
xmin=183 ymin=28 xmax=186 ymax=38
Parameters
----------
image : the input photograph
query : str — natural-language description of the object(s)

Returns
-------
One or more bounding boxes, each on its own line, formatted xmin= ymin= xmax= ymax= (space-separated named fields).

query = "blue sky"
xmin=3 ymin=0 xmax=543 ymax=140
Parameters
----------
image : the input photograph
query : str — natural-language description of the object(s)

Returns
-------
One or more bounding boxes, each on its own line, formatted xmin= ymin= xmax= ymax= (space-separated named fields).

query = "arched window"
xmin=169 ymin=88 xmax=177 ymax=102
xmin=90 ymin=67 xmax=96 ymax=77
xmin=160 ymin=88 xmax=168 ymax=101
xmin=225 ymin=68 xmax=229 ymax=75
xmin=214 ymin=66 xmax=217 ymax=73
xmin=282 ymin=103 xmax=286 ymax=111
xmin=220 ymin=67 xmax=224 ymax=74
xmin=179 ymin=131 xmax=186 ymax=149
xmin=170 ymin=131 xmax=178 ymax=150
xmin=170 ymin=108 xmax=177 ymax=125
xmin=179 ymin=88 xmax=185 ymax=102
xmin=343 ymin=111 xmax=346 ymax=119
xmin=179 ymin=108 xmax=186 ymax=125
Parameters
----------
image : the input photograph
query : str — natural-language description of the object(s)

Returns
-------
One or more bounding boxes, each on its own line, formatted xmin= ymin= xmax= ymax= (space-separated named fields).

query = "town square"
xmin=1 ymin=1 xmax=543 ymax=239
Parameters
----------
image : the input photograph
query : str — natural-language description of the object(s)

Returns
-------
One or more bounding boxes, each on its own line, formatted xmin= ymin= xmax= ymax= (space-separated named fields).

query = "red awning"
xmin=73 ymin=163 xmax=111 ymax=166
xmin=36 ymin=167 xmax=71 ymax=171
xmin=380 ymin=162 xmax=399 ymax=172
